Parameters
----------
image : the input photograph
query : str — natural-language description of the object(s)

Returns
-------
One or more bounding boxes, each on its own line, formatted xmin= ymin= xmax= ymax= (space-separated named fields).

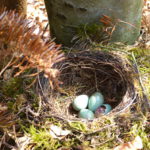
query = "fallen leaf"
xmin=50 ymin=125 xmax=71 ymax=139
xmin=113 ymin=136 xmax=143 ymax=150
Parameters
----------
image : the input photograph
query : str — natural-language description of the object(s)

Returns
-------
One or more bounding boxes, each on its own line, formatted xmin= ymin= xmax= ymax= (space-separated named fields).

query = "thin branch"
xmin=0 ymin=55 xmax=14 ymax=77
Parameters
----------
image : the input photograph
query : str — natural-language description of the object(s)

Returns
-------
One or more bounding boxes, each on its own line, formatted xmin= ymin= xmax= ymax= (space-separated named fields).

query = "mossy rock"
xmin=45 ymin=0 xmax=143 ymax=46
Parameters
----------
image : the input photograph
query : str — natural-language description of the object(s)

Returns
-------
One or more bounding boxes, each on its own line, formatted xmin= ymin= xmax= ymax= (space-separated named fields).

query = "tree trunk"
xmin=0 ymin=0 xmax=27 ymax=14
xmin=44 ymin=0 xmax=143 ymax=47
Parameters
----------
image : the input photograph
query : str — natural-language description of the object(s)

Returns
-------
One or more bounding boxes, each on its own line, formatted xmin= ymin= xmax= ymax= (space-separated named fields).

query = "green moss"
xmin=74 ymin=23 xmax=105 ymax=45
xmin=61 ymin=138 xmax=81 ymax=149
xmin=129 ymin=121 xmax=150 ymax=149
xmin=26 ymin=125 xmax=61 ymax=150
xmin=1 ymin=77 xmax=24 ymax=98
xmin=77 ymin=24 xmax=103 ymax=38
xmin=128 ymin=48 xmax=150 ymax=100
xmin=69 ymin=121 xmax=87 ymax=132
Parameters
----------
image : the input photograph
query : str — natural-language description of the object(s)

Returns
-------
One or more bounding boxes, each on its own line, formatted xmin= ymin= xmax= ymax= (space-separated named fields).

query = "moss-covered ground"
xmin=0 ymin=43 xmax=149 ymax=150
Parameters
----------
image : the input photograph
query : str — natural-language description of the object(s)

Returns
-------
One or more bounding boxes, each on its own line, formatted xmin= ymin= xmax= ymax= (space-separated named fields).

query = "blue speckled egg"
xmin=95 ymin=104 xmax=112 ymax=117
xmin=78 ymin=109 xmax=94 ymax=120
xmin=88 ymin=92 xmax=104 ymax=111
xmin=72 ymin=95 xmax=89 ymax=111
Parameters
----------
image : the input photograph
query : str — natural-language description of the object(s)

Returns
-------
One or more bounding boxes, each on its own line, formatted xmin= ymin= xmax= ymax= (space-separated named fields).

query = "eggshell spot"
xmin=78 ymin=109 xmax=94 ymax=120
xmin=88 ymin=92 xmax=104 ymax=111
xmin=72 ymin=95 xmax=89 ymax=111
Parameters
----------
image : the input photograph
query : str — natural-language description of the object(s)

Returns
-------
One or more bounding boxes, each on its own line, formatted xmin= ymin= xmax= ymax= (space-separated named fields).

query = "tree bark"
xmin=44 ymin=0 xmax=143 ymax=47
xmin=0 ymin=0 xmax=27 ymax=14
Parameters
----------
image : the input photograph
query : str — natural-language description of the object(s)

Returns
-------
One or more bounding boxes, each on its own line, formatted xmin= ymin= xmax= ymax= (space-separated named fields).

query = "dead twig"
xmin=0 ymin=55 xmax=14 ymax=77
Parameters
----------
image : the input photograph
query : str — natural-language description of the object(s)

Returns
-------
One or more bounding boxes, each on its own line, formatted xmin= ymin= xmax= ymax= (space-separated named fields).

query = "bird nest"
xmin=45 ymin=50 xmax=136 ymax=121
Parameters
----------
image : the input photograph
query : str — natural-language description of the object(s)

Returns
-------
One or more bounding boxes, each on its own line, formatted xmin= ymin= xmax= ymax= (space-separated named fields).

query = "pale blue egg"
xmin=95 ymin=104 xmax=112 ymax=117
xmin=78 ymin=109 xmax=94 ymax=120
xmin=72 ymin=95 xmax=89 ymax=111
xmin=88 ymin=92 xmax=104 ymax=111
xmin=102 ymin=104 xmax=112 ymax=114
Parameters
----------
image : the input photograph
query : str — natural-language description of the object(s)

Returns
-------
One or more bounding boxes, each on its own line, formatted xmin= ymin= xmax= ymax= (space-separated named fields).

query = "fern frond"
xmin=0 ymin=10 xmax=65 ymax=88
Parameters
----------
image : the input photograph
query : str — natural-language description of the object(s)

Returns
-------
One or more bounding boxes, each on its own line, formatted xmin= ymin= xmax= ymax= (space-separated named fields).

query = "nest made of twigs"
xmin=43 ymin=50 xmax=136 ymax=121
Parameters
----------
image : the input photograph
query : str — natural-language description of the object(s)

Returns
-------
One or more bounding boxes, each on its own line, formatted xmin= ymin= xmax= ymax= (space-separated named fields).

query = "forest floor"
xmin=0 ymin=0 xmax=149 ymax=150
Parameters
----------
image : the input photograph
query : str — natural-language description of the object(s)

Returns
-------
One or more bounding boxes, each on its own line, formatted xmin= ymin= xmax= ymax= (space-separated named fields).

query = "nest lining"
xmin=46 ymin=51 xmax=135 ymax=120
